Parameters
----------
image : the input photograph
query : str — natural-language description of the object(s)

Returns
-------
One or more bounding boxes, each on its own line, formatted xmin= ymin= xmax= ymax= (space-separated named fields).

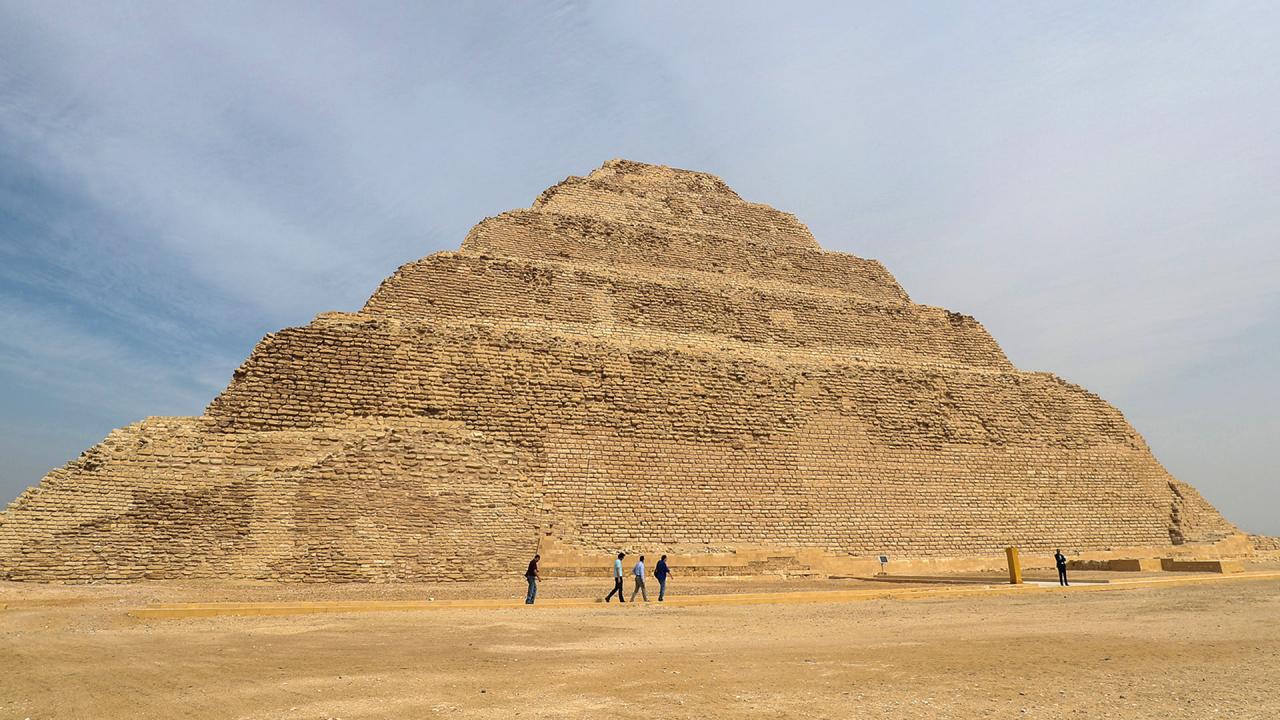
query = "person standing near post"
xmin=630 ymin=555 xmax=649 ymax=602
xmin=605 ymin=552 xmax=626 ymax=602
xmin=1055 ymin=548 xmax=1069 ymax=586
xmin=655 ymin=554 xmax=671 ymax=602
xmin=524 ymin=553 xmax=540 ymax=604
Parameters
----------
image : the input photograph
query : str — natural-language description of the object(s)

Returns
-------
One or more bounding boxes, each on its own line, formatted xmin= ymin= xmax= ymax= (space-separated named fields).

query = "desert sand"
xmin=2 ymin=574 xmax=1277 ymax=719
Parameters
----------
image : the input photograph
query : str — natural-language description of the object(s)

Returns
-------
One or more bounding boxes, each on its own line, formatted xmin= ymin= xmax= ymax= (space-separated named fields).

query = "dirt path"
xmin=2 ymin=578 xmax=1277 ymax=719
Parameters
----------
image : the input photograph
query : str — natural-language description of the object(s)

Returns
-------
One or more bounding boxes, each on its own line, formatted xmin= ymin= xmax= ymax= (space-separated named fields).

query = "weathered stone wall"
xmin=194 ymin=313 xmax=1221 ymax=557
xmin=0 ymin=418 xmax=537 ymax=581
xmin=0 ymin=158 xmax=1239 ymax=582
xmin=539 ymin=435 xmax=1184 ymax=556
xmin=461 ymin=211 xmax=908 ymax=303
xmin=363 ymin=253 xmax=1008 ymax=369
xmin=205 ymin=315 xmax=1126 ymax=445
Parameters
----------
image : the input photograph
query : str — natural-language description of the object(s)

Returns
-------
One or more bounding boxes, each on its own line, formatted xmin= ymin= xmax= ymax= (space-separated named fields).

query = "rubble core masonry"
xmin=0 ymin=160 xmax=1245 ymax=582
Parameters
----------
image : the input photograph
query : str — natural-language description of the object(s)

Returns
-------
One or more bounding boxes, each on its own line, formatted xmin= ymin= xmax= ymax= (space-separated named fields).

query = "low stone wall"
xmin=1068 ymin=558 xmax=1162 ymax=572
xmin=1161 ymin=559 xmax=1244 ymax=574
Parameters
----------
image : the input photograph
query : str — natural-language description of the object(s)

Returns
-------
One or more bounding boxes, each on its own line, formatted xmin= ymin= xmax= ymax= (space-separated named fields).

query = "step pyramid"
xmin=0 ymin=160 xmax=1239 ymax=581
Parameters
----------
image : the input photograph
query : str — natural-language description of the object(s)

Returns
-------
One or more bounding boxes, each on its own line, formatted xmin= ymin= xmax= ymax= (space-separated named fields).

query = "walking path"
xmin=125 ymin=570 xmax=1280 ymax=619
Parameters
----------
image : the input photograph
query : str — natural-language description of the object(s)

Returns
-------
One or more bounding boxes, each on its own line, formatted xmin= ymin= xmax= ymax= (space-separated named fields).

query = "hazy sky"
xmin=1 ymin=1 xmax=1276 ymax=534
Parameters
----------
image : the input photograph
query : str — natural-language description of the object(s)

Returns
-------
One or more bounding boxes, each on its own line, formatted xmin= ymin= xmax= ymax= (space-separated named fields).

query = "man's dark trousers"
xmin=1057 ymin=566 xmax=1069 ymax=586
xmin=606 ymin=577 xmax=625 ymax=602
xmin=525 ymin=577 xmax=537 ymax=604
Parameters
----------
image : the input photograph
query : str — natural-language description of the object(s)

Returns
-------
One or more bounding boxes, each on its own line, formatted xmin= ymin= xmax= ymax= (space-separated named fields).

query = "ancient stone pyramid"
xmin=0 ymin=160 xmax=1240 ymax=581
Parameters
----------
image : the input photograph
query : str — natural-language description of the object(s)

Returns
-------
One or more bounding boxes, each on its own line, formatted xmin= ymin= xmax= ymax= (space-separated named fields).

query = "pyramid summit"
xmin=0 ymin=159 xmax=1248 ymax=581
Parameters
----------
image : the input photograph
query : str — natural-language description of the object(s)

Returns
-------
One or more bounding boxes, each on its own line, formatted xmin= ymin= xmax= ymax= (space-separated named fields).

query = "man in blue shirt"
xmin=655 ymin=554 xmax=671 ymax=601
xmin=630 ymin=555 xmax=649 ymax=602
xmin=605 ymin=552 xmax=626 ymax=602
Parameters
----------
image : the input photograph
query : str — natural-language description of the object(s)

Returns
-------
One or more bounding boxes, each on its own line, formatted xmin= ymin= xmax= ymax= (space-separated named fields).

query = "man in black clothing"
xmin=655 ymin=554 xmax=671 ymax=601
xmin=525 ymin=554 xmax=540 ymax=604
xmin=1055 ymin=548 xmax=1069 ymax=586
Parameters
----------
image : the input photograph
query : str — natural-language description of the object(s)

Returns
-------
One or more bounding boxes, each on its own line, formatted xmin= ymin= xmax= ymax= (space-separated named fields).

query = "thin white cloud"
xmin=0 ymin=294 xmax=229 ymax=416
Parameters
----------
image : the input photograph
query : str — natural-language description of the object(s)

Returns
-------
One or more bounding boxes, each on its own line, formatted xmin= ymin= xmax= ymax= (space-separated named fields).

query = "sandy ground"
xmin=1 ymin=575 xmax=1278 ymax=719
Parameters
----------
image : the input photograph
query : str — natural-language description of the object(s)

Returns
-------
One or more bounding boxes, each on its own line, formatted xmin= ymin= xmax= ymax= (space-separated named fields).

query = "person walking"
xmin=524 ymin=553 xmax=540 ymax=604
xmin=605 ymin=552 xmax=626 ymax=602
xmin=630 ymin=555 xmax=649 ymax=602
xmin=1055 ymin=548 xmax=1069 ymax=586
xmin=655 ymin=554 xmax=671 ymax=601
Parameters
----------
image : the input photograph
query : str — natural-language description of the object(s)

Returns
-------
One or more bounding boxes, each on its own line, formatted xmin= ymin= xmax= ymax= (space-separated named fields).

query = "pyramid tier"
xmin=539 ymin=436 xmax=1222 ymax=555
xmin=532 ymin=159 xmax=819 ymax=249
xmin=461 ymin=210 xmax=908 ymax=303
xmin=363 ymin=253 xmax=1010 ymax=370
xmin=199 ymin=314 xmax=1233 ymax=555
xmin=0 ymin=413 xmax=1234 ymax=583
xmin=210 ymin=314 xmax=1134 ymax=449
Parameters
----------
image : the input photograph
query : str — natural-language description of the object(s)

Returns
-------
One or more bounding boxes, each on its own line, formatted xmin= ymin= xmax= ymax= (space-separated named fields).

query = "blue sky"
xmin=1 ymin=1 xmax=1277 ymax=534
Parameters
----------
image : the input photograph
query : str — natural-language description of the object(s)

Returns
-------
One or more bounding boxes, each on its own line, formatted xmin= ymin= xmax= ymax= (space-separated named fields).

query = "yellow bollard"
xmin=1006 ymin=547 xmax=1022 ymax=585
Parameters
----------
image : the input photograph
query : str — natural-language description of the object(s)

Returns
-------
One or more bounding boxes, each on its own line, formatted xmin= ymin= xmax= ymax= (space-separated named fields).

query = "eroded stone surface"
xmin=0 ymin=159 xmax=1239 ymax=581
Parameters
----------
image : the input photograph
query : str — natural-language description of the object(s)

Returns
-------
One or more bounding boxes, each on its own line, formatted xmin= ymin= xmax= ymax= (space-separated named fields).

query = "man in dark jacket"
xmin=1055 ymin=549 xmax=1069 ymax=586
xmin=655 ymin=555 xmax=671 ymax=601
xmin=525 ymin=554 xmax=540 ymax=604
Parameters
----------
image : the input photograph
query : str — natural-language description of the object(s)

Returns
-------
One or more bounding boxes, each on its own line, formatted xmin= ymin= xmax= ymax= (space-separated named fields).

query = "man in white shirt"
xmin=630 ymin=554 xmax=649 ymax=602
